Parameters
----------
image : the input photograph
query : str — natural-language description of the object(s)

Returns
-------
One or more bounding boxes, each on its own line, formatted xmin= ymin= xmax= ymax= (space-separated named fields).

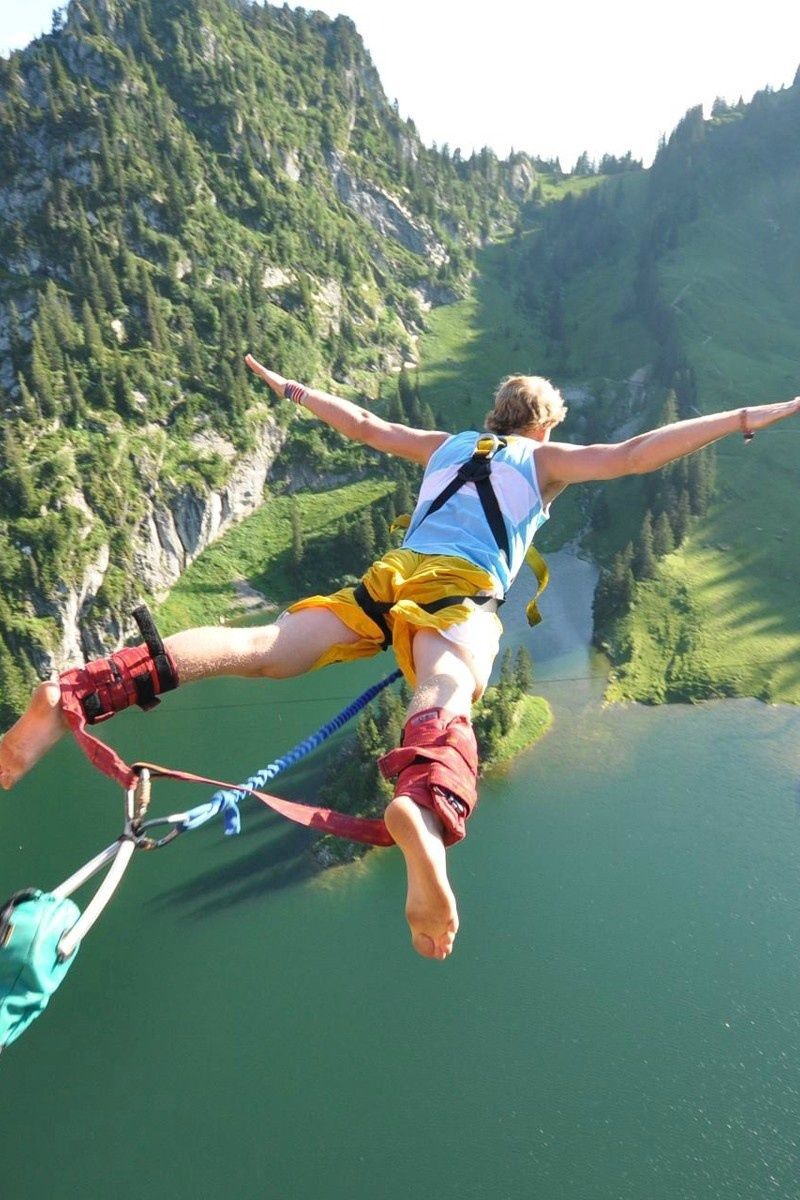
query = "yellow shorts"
xmin=286 ymin=549 xmax=503 ymax=687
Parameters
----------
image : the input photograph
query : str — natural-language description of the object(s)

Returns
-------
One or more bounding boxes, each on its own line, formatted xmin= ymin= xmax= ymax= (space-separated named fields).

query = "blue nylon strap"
xmin=179 ymin=670 xmax=402 ymax=836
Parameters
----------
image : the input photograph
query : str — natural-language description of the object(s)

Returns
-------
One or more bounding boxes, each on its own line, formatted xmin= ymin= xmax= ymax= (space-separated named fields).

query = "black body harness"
xmin=354 ymin=435 xmax=547 ymax=650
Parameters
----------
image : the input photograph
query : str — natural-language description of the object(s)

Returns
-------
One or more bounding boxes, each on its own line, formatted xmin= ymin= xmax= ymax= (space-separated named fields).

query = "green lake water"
xmin=2 ymin=549 xmax=800 ymax=1199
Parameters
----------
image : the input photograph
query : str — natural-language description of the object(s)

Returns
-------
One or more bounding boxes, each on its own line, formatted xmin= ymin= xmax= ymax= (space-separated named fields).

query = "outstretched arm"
xmin=245 ymin=355 xmax=447 ymax=466
xmin=537 ymin=398 xmax=800 ymax=497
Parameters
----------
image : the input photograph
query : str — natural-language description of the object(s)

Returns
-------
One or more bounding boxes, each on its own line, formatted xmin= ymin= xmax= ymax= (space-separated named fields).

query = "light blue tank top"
xmin=402 ymin=431 xmax=550 ymax=593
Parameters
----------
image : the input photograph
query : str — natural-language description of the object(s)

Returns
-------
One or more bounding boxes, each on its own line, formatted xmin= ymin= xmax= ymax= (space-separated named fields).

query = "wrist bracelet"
xmin=740 ymin=408 xmax=754 ymax=443
xmin=284 ymin=380 xmax=308 ymax=405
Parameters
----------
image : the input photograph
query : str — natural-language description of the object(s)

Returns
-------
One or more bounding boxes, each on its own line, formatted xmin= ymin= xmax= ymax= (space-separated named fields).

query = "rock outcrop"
xmin=30 ymin=416 xmax=288 ymax=671
xmin=328 ymin=151 xmax=448 ymax=266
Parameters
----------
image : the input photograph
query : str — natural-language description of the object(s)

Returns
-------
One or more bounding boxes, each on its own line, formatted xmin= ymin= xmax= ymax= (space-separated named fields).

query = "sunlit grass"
xmin=156 ymin=479 xmax=392 ymax=633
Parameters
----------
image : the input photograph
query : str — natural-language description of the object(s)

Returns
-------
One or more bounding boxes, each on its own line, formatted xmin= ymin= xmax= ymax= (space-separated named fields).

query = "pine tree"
xmin=688 ymin=450 xmax=714 ymax=516
xmin=499 ymin=646 xmax=515 ymax=695
xmin=117 ymin=236 xmax=139 ymax=296
xmin=8 ymin=301 xmax=23 ymax=375
xmin=65 ymin=362 xmax=85 ymax=428
xmin=419 ymin=401 xmax=436 ymax=430
xmin=94 ymin=247 xmax=124 ymax=313
xmin=382 ymin=493 xmax=397 ymax=527
xmin=394 ymin=476 xmax=413 ymax=516
xmin=351 ymin=509 xmax=376 ymax=565
xmin=514 ymin=646 xmax=534 ymax=693
xmin=387 ymin=390 xmax=405 ymax=423
xmin=112 ymin=352 xmax=135 ymax=418
xmin=671 ymin=491 xmax=691 ymax=546
xmin=398 ymin=365 xmax=414 ymax=413
xmin=409 ymin=391 xmax=424 ymax=427
xmin=78 ymin=257 xmax=106 ymax=320
xmin=82 ymin=300 xmax=105 ymax=363
xmin=29 ymin=331 xmax=59 ymax=418
xmin=660 ymin=389 xmax=679 ymax=426
xmin=612 ymin=544 xmax=635 ymax=611
xmin=356 ymin=713 xmax=384 ymax=763
xmin=592 ymin=570 xmax=613 ymax=634
xmin=653 ymin=510 xmax=675 ymax=558
xmin=0 ymin=426 xmax=38 ymax=516
xmin=179 ymin=314 xmax=203 ymax=381
xmin=17 ymin=377 xmax=38 ymax=421
xmin=495 ymin=689 xmax=514 ymax=736
xmin=373 ymin=511 xmax=390 ymax=555
xmin=290 ymin=498 xmax=304 ymax=571
xmin=140 ymin=265 xmax=168 ymax=353
xmin=32 ymin=304 xmax=64 ymax=375
xmin=633 ymin=512 xmax=657 ymax=579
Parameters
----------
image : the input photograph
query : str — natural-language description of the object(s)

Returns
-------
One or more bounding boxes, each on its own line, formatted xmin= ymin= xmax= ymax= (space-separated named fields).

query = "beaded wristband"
xmin=740 ymin=408 xmax=754 ymax=443
xmin=284 ymin=380 xmax=309 ymax=405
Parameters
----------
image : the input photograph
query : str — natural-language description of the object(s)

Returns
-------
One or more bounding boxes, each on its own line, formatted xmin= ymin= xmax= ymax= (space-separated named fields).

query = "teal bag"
xmin=0 ymin=890 xmax=81 ymax=1051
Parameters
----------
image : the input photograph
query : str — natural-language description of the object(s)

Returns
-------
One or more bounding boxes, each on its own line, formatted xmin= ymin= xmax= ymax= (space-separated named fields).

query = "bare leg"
xmin=0 ymin=608 xmax=360 ymax=790
xmin=384 ymin=628 xmax=491 ymax=961
xmin=165 ymin=608 xmax=360 ymax=682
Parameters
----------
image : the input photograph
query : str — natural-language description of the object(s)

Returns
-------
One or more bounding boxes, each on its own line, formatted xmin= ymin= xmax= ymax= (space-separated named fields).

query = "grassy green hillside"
xmin=607 ymin=172 xmax=800 ymax=703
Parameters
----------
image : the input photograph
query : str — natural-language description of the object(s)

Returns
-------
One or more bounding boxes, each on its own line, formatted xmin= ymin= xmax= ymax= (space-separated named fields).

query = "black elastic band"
xmin=82 ymin=692 xmax=105 ymax=722
xmin=133 ymin=673 xmax=159 ymax=711
xmin=132 ymin=605 xmax=178 ymax=693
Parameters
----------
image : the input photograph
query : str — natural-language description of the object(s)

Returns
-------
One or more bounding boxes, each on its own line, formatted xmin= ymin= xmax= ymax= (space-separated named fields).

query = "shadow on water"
xmin=147 ymin=821 xmax=318 ymax=918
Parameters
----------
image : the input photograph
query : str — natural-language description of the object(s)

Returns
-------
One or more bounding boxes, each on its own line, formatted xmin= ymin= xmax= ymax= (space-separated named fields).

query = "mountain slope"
xmin=0 ymin=0 xmax=539 ymax=720
xmin=523 ymin=82 xmax=800 ymax=701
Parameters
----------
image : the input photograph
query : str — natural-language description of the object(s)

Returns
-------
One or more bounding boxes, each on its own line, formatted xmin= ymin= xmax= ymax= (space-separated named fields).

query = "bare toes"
xmin=412 ymin=932 xmax=437 ymax=958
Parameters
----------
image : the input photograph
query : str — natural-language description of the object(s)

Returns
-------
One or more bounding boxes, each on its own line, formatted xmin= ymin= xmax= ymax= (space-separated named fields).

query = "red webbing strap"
xmin=135 ymin=762 xmax=395 ymax=847
xmin=60 ymin=680 xmax=138 ymax=791
xmin=58 ymin=689 xmax=393 ymax=844
xmin=60 ymin=677 xmax=393 ymax=845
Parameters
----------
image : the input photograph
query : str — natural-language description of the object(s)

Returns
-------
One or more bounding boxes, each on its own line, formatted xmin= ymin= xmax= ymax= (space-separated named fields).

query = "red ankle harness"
xmin=59 ymin=607 xmax=178 ymax=725
xmin=378 ymin=708 xmax=479 ymax=846
xmin=58 ymin=607 xmax=179 ymax=788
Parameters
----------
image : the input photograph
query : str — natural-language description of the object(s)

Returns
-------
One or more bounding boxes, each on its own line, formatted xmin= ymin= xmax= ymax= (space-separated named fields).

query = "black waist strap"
xmin=353 ymin=582 xmax=501 ymax=651
xmin=353 ymin=582 xmax=393 ymax=651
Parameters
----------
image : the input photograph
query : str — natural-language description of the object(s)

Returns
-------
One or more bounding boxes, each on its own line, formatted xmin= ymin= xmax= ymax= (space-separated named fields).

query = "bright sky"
xmin=2 ymin=0 xmax=799 ymax=167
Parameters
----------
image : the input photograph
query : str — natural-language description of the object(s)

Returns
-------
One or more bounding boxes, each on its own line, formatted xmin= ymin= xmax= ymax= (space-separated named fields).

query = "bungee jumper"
xmin=1 ymin=357 xmax=799 ymax=970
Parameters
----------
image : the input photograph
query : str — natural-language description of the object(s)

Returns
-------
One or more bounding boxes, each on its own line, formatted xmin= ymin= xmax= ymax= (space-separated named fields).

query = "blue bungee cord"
xmin=177 ymin=669 xmax=402 ymax=836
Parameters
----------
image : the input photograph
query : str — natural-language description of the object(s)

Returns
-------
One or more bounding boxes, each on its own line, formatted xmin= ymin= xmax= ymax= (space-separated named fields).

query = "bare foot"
xmin=0 ymin=682 xmax=67 ymax=790
xmin=384 ymin=795 xmax=459 ymax=960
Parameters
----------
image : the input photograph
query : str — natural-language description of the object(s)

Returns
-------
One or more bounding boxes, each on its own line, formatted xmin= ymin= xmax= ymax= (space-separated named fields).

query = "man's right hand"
xmin=244 ymin=354 xmax=286 ymax=398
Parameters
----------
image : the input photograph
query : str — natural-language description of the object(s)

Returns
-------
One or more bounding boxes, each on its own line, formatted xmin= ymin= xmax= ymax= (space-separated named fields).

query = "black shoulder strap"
xmin=417 ymin=436 xmax=510 ymax=567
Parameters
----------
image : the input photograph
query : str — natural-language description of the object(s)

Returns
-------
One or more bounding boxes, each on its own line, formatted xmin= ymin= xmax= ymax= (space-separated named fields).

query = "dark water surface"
xmin=2 ymin=550 xmax=800 ymax=1199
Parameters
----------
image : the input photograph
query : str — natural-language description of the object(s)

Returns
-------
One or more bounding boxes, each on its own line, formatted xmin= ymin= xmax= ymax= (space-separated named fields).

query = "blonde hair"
xmin=485 ymin=375 xmax=567 ymax=435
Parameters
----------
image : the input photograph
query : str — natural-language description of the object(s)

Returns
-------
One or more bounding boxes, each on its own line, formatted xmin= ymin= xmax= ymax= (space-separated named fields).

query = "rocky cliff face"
xmin=328 ymin=151 xmax=449 ymax=266
xmin=30 ymin=415 xmax=288 ymax=670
